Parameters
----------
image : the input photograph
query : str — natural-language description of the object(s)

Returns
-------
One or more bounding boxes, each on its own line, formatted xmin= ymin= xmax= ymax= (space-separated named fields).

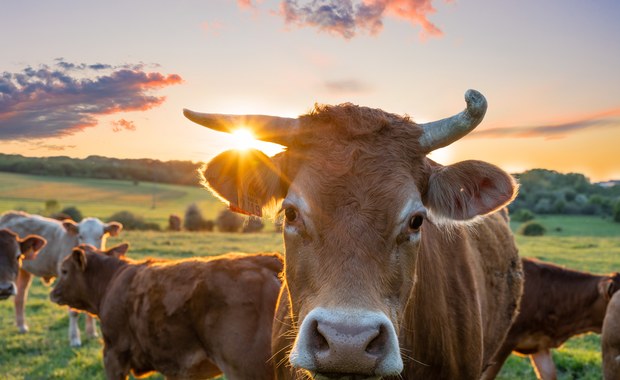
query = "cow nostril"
xmin=310 ymin=319 xmax=329 ymax=352
xmin=366 ymin=324 xmax=387 ymax=356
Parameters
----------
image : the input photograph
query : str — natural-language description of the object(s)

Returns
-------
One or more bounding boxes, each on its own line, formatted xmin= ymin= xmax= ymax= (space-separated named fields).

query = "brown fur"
xmin=50 ymin=247 xmax=283 ymax=380
xmin=603 ymin=291 xmax=620 ymax=379
xmin=0 ymin=229 xmax=46 ymax=300
xmin=202 ymin=103 xmax=523 ymax=379
xmin=484 ymin=258 xmax=620 ymax=380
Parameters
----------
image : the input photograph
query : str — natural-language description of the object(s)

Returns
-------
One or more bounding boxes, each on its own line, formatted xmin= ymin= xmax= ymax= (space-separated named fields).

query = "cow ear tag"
xmin=230 ymin=181 xmax=262 ymax=217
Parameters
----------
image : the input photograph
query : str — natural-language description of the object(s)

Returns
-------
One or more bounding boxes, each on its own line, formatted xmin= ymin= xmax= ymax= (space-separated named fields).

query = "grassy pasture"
xmin=0 ymin=172 xmax=619 ymax=379
xmin=0 ymin=171 xmax=224 ymax=227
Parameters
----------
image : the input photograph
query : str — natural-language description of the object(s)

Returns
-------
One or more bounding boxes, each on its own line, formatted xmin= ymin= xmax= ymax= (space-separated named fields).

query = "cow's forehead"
xmin=77 ymin=218 xmax=105 ymax=235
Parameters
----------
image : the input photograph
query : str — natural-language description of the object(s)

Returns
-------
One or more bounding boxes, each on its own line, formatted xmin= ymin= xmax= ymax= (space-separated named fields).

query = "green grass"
xmin=1 ymin=173 xmax=620 ymax=379
xmin=0 ymin=231 xmax=283 ymax=380
xmin=0 ymin=171 xmax=225 ymax=227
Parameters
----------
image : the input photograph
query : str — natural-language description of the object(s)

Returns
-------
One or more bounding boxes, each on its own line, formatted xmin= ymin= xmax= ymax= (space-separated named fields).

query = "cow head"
xmin=0 ymin=229 xmax=46 ymax=300
xmin=62 ymin=218 xmax=123 ymax=249
xmin=50 ymin=243 xmax=129 ymax=309
xmin=185 ymin=90 xmax=517 ymax=377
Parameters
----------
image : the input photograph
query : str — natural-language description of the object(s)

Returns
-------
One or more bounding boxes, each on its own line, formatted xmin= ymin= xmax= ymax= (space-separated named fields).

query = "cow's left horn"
xmin=418 ymin=89 xmax=487 ymax=152
xmin=183 ymin=109 xmax=299 ymax=146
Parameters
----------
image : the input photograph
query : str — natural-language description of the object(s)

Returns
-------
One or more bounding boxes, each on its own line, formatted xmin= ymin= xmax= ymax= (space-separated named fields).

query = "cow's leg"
xmin=103 ymin=345 xmax=130 ymax=380
xmin=480 ymin=345 xmax=515 ymax=380
xmin=85 ymin=314 xmax=98 ymax=338
xmin=529 ymin=349 xmax=557 ymax=380
xmin=68 ymin=309 xmax=82 ymax=347
xmin=14 ymin=268 xmax=33 ymax=333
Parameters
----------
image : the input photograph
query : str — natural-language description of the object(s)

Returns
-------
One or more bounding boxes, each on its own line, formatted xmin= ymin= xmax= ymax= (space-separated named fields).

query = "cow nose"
xmin=291 ymin=308 xmax=403 ymax=376
xmin=0 ymin=282 xmax=16 ymax=297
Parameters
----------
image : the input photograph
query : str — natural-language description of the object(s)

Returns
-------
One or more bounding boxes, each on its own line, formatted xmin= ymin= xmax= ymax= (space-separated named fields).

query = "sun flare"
xmin=231 ymin=128 xmax=257 ymax=151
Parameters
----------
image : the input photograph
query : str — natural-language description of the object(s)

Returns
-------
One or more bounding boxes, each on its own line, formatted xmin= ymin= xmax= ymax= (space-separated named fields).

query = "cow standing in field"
xmin=184 ymin=89 xmax=524 ymax=379
xmin=483 ymin=258 xmax=620 ymax=379
xmin=50 ymin=245 xmax=283 ymax=380
xmin=0 ymin=211 xmax=122 ymax=346
xmin=602 ymin=286 xmax=620 ymax=379
xmin=0 ymin=229 xmax=46 ymax=300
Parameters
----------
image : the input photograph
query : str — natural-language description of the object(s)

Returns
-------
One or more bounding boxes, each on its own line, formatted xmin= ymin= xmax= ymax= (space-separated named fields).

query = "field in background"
xmin=0 ymin=173 xmax=619 ymax=379
xmin=0 ymin=172 xmax=223 ymax=227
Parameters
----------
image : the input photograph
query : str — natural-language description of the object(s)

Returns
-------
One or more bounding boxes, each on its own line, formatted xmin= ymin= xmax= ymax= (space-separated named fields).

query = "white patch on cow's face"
xmin=282 ymin=187 xmax=314 ymax=236
xmin=76 ymin=218 xmax=107 ymax=249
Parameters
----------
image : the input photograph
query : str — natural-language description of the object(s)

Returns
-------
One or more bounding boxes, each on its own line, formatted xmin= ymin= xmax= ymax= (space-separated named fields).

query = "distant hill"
xmin=1 ymin=154 xmax=619 ymax=219
xmin=0 ymin=153 xmax=202 ymax=187
xmin=510 ymin=169 xmax=620 ymax=218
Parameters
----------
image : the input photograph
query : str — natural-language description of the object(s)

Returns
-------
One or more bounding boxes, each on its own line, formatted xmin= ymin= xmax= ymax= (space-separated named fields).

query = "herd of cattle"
xmin=0 ymin=90 xmax=619 ymax=379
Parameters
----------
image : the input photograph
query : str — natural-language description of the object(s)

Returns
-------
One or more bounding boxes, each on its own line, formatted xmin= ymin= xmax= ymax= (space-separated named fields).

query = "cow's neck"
xmin=83 ymin=255 xmax=127 ymax=315
xmin=536 ymin=272 xmax=605 ymax=337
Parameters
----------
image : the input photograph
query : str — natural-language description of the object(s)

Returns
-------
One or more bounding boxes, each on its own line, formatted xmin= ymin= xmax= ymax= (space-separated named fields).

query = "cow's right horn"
xmin=418 ymin=89 xmax=487 ymax=152
xmin=183 ymin=109 xmax=299 ymax=146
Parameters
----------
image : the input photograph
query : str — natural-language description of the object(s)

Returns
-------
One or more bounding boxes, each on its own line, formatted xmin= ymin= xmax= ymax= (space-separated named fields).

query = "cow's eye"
xmin=284 ymin=207 xmax=298 ymax=223
xmin=61 ymin=269 xmax=68 ymax=275
xmin=408 ymin=213 xmax=425 ymax=232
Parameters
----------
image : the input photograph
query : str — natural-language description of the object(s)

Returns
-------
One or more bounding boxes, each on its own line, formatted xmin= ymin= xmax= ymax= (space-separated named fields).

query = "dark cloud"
xmin=472 ymin=109 xmax=620 ymax=139
xmin=277 ymin=0 xmax=443 ymax=39
xmin=324 ymin=79 xmax=373 ymax=94
xmin=0 ymin=61 xmax=182 ymax=140
xmin=111 ymin=119 xmax=137 ymax=132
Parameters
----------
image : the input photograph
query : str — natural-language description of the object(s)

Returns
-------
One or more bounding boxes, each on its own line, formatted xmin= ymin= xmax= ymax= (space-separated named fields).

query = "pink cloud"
xmin=111 ymin=119 xmax=137 ymax=133
xmin=0 ymin=61 xmax=182 ymax=140
xmin=274 ymin=0 xmax=445 ymax=39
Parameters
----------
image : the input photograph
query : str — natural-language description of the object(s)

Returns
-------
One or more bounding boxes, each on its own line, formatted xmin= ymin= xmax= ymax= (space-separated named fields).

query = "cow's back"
xmin=603 ymin=291 xmax=620 ymax=379
xmin=402 ymin=211 xmax=522 ymax=378
xmin=0 ymin=211 xmax=73 ymax=278
xmin=102 ymin=253 xmax=282 ymax=379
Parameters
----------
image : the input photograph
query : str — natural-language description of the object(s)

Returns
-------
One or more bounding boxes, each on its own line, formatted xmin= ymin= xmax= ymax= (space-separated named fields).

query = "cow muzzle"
xmin=0 ymin=282 xmax=17 ymax=300
xmin=290 ymin=308 xmax=403 ymax=378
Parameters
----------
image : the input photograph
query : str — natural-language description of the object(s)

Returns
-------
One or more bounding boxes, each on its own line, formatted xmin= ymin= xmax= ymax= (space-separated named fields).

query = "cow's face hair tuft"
xmin=190 ymin=92 xmax=517 ymax=377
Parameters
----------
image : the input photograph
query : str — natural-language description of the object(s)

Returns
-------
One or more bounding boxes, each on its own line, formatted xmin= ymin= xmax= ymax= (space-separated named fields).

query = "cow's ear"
xmin=426 ymin=160 xmax=517 ymax=220
xmin=599 ymin=278 xmax=617 ymax=301
xmin=201 ymin=149 xmax=287 ymax=216
xmin=71 ymin=248 xmax=87 ymax=271
xmin=104 ymin=222 xmax=123 ymax=237
xmin=19 ymin=235 xmax=47 ymax=255
xmin=63 ymin=220 xmax=79 ymax=235
xmin=106 ymin=243 xmax=129 ymax=258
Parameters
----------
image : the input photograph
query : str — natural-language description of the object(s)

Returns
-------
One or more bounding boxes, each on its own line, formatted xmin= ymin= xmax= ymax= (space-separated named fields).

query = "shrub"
xmin=107 ymin=211 xmax=160 ymax=231
xmin=60 ymin=206 xmax=83 ymax=222
xmin=216 ymin=209 xmax=244 ymax=233
xmin=184 ymin=204 xmax=214 ymax=231
xmin=511 ymin=209 xmax=535 ymax=222
xmin=518 ymin=221 xmax=546 ymax=236
xmin=614 ymin=201 xmax=620 ymax=223
xmin=168 ymin=214 xmax=182 ymax=231
xmin=44 ymin=199 xmax=60 ymax=214
xmin=243 ymin=217 xmax=264 ymax=233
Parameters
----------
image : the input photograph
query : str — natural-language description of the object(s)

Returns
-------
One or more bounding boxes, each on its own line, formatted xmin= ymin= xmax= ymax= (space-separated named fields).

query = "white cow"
xmin=0 ymin=211 xmax=122 ymax=347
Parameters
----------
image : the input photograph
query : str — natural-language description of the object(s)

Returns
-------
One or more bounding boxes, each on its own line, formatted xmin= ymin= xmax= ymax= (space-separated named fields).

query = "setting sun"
xmin=231 ymin=128 xmax=256 ymax=151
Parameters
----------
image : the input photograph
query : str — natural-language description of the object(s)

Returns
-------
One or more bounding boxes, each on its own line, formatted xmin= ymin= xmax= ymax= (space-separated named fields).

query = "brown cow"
xmin=50 ymin=245 xmax=283 ymax=380
xmin=0 ymin=210 xmax=122 ymax=346
xmin=184 ymin=89 xmax=524 ymax=379
xmin=0 ymin=229 xmax=46 ymax=300
xmin=484 ymin=258 xmax=620 ymax=380
xmin=603 ymin=291 xmax=620 ymax=379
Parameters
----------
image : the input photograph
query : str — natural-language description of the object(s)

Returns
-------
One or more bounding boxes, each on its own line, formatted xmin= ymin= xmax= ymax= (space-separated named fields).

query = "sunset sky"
xmin=1 ymin=0 xmax=619 ymax=182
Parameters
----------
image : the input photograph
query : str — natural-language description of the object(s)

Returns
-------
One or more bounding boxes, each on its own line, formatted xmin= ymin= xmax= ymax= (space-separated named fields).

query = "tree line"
xmin=1 ymin=154 xmax=619 ymax=221
xmin=0 ymin=153 xmax=202 ymax=186
xmin=509 ymin=169 xmax=620 ymax=221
